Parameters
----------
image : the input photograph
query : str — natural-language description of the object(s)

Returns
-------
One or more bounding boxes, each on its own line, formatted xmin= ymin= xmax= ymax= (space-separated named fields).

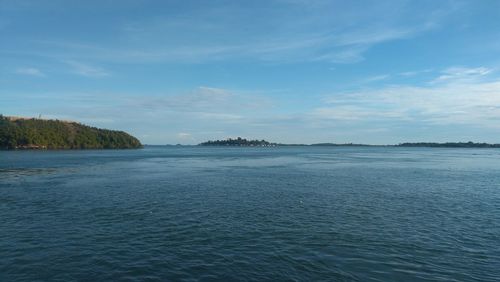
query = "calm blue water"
xmin=1 ymin=146 xmax=499 ymax=281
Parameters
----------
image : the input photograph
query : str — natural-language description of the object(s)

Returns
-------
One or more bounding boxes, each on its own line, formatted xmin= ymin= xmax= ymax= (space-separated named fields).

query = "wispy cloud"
xmin=65 ymin=60 xmax=110 ymax=77
xmin=15 ymin=67 xmax=45 ymax=77
xmin=363 ymin=74 xmax=391 ymax=83
xmin=3 ymin=1 xmax=453 ymax=64
xmin=176 ymin=132 xmax=195 ymax=142
xmin=35 ymin=24 xmax=430 ymax=64
xmin=136 ymin=86 xmax=270 ymax=115
xmin=321 ymin=66 xmax=500 ymax=127
xmin=434 ymin=67 xmax=493 ymax=83
xmin=312 ymin=106 xmax=407 ymax=121
xmin=398 ymin=69 xmax=433 ymax=77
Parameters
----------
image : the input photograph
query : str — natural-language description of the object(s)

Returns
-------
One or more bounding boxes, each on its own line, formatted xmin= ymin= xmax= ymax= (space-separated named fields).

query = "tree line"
xmin=199 ymin=137 xmax=276 ymax=146
xmin=397 ymin=142 xmax=500 ymax=148
xmin=0 ymin=115 xmax=142 ymax=150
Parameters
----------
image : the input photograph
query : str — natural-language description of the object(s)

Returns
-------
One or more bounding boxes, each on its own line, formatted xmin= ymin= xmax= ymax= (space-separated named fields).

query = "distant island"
xmin=310 ymin=142 xmax=500 ymax=148
xmin=199 ymin=137 xmax=277 ymax=147
xmin=198 ymin=138 xmax=500 ymax=148
xmin=0 ymin=115 xmax=142 ymax=150
xmin=396 ymin=142 xmax=500 ymax=148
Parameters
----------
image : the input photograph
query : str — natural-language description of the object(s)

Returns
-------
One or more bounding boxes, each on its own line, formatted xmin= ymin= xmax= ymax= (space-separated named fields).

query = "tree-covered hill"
xmin=0 ymin=115 xmax=142 ymax=150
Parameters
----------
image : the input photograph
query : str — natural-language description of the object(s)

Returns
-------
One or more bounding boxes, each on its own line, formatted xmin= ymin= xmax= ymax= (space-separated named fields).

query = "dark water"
xmin=1 ymin=146 xmax=499 ymax=281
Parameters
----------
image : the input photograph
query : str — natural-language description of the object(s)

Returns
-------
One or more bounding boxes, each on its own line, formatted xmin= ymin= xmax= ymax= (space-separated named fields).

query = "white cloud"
xmin=321 ymin=68 xmax=500 ymax=127
xmin=15 ymin=67 xmax=45 ymax=77
xmin=312 ymin=106 xmax=407 ymax=121
xmin=398 ymin=69 xmax=433 ymax=77
xmin=175 ymin=132 xmax=195 ymax=142
xmin=196 ymin=112 xmax=242 ymax=121
xmin=434 ymin=67 xmax=493 ymax=83
xmin=363 ymin=74 xmax=390 ymax=83
xmin=65 ymin=60 xmax=109 ymax=77
xmin=334 ymin=27 xmax=415 ymax=47
xmin=177 ymin=132 xmax=191 ymax=138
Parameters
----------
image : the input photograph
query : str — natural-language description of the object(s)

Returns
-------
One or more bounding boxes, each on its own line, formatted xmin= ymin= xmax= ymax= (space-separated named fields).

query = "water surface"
xmin=1 ymin=146 xmax=499 ymax=281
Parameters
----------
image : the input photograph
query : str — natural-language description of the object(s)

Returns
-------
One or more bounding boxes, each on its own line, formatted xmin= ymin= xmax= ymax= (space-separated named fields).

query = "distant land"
xmin=0 ymin=115 xmax=142 ymax=150
xmin=397 ymin=142 xmax=500 ymax=148
xmin=199 ymin=137 xmax=277 ymax=147
xmin=197 ymin=138 xmax=373 ymax=147
xmin=198 ymin=138 xmax=500 ymax=148
xmin=2 ymin=115 xmax=500 ymax=150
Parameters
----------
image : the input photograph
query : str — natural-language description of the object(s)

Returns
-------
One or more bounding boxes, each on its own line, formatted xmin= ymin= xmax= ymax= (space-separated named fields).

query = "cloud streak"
xmin=15 ymin=67 xmax=45 ymax=77
xmin=65 ymin=60 xmax=110 ymax=77
xmin=1 ymin=1 xmax=453 ymax=64
xmin=434 ymin=67 xmax=493 ymax=83
xmin=133 ymin=86 xmax=271 ymax=115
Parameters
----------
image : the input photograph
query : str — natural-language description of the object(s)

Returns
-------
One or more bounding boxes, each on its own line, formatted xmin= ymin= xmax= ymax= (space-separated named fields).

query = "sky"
xmin=2 ymin=0 xmax=500 ymax=144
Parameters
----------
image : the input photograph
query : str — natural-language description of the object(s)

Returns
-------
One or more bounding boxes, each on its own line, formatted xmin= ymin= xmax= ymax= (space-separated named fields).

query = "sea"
xmin=1 ymin=146 xmax=499 ymax=281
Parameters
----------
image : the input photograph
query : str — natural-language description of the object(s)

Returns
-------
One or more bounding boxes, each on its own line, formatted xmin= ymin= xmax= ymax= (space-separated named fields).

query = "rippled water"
xmin=1 ymin=146 xmax=499 ymax=281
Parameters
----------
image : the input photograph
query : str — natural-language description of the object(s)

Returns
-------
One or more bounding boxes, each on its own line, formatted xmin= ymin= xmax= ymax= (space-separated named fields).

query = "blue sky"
xmin=2 ymin=0 xmax=500 ymax=144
